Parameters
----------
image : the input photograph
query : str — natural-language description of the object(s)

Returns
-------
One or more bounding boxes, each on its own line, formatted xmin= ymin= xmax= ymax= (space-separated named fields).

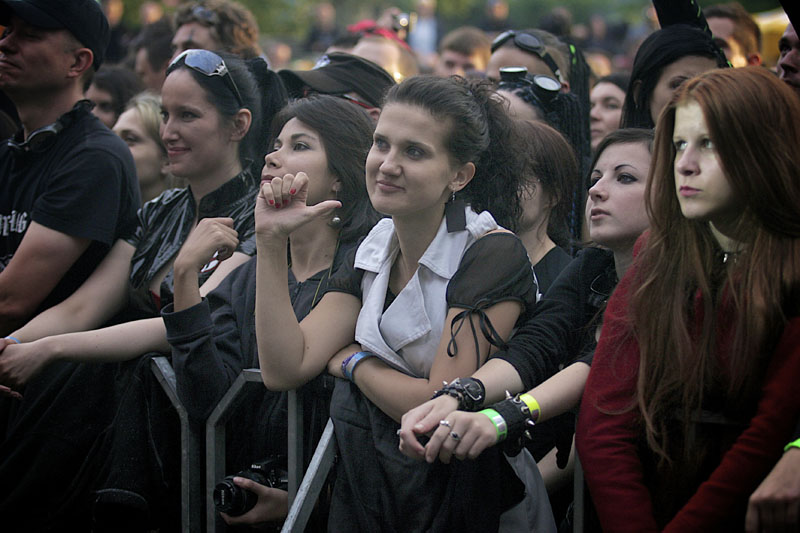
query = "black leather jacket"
xmin=124 ymin=168 xmax=259 ymax=312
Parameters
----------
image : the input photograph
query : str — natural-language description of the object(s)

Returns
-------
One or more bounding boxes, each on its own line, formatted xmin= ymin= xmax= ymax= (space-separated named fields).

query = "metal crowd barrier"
xmin=152 ymin=358 xmax=332 ymax=532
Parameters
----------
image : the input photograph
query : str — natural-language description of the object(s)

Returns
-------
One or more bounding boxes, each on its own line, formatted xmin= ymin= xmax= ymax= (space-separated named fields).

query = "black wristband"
xmin=493 ymin=396 xmax=535 ymax=456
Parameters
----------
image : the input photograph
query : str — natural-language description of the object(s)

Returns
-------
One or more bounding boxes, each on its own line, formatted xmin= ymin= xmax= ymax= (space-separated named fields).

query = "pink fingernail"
xmin=268 ymin=199 xmax=274 ymax=205
xmin=290 ymin=188 xmax=296 ymax=194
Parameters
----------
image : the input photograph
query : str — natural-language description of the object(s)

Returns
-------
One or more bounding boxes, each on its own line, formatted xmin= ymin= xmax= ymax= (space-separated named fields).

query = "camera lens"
xmin=214 ymin=478 xmax=258 ymax=516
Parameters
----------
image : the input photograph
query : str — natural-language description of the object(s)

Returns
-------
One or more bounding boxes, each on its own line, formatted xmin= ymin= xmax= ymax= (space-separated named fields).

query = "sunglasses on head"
xmin=168 ymin=49 xmax=244 ymax=107
xmin=491 ymin=31 xmax=565 ymax=84
xmin=337 ymin=93 xmax=375 ymax=110
xmin=189 ymin=5 xmax=220 ymax=26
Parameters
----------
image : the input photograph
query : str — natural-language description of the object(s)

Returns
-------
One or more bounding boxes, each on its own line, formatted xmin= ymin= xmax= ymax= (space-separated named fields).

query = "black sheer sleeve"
xmin=324 ymin=243 xmax=363 ymax=300
xmin=445 ymin=233 xmax=537 ymax=368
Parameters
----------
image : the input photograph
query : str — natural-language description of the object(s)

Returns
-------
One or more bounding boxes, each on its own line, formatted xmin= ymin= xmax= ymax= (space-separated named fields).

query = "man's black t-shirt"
xmin=0 ymin=100 xmax=140 ymax=313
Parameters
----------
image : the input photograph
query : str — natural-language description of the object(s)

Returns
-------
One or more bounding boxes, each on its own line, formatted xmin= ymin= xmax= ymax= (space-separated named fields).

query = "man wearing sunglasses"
xmin=0 ymin=0 xmax=139 ymax=337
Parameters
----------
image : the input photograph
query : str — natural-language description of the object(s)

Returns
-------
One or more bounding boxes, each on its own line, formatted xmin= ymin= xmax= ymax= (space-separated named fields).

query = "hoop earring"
xmin=445 ymin=190 xmax=466 ymax=233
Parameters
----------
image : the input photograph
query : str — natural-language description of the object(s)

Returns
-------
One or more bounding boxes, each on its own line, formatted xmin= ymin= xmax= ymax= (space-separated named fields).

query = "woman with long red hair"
xmin=577 ymin=66 xmax=800 ymax=531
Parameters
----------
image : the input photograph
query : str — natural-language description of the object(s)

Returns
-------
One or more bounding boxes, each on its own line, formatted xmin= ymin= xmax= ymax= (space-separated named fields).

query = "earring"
xmin=445 ymin=189 xmax=466 ymax=233
xmin=329 ymin=189 xmax=342 ymax=228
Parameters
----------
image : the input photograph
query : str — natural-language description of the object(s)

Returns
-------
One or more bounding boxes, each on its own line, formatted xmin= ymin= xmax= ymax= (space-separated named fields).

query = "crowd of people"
xmin=0 ymin=0 xmax=799 ymax=531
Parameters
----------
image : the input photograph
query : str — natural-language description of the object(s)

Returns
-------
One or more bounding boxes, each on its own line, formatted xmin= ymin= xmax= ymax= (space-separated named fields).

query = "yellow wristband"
xmin=519 ymin=393 xmax=540 ymax=422
xmin=784 ymin=438 xmax=800 ymax=452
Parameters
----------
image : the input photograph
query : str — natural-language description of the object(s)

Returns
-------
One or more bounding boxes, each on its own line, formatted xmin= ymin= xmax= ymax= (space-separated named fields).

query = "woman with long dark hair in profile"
xmin=577 ymin=67 xmax=800 ymax=531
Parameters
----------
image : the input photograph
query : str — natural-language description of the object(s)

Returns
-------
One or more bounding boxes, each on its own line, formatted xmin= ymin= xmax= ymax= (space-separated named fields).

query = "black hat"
xmin=0 ymin=0 xmax=110 ymax=69
xmin=279 ymin=52 xmax=396 ymax=108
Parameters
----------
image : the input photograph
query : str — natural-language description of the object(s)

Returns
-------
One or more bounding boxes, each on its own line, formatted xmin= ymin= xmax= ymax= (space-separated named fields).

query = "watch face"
xmin=463 ymin=380 xmax=482 ymax=400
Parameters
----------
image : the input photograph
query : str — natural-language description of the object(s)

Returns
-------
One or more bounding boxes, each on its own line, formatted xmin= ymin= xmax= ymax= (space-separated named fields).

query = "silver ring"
xmin=450 ymin=431 xmax=461 ymax=441
xmin=439 ymin=419 xmax=451 ymax=428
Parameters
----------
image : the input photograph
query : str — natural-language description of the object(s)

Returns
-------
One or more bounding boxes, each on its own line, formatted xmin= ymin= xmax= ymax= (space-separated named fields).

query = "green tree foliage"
xmin=122 ymin=0 xmax=781 ymax=39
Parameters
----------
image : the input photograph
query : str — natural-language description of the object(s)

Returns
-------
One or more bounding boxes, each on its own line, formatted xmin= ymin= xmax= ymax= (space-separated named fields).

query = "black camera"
xmin=213 ymin=456 xmax=288 ymax=517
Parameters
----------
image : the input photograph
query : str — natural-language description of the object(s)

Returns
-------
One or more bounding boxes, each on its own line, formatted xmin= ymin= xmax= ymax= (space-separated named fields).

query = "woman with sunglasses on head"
xmin=399 ymin=128 xmax=654 ymax=527
xmin=577 ymin=67 xmax=800 ymax=532
xmin=0 ymin=50 xmax=286 ymax=530
xmin=254 ymin=75 xmax=554 ymax=531
xmin=165 ymin=95 xmax=378 ymax=529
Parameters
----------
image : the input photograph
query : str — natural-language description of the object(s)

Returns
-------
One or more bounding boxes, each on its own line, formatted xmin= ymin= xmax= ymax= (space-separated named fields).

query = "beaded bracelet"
xmin=479 ymin=408 xmax=508 ymax=442
xmin=341 ymin=351 xmax=375 ymax=381
xmin=784 ymin=437 xmax=800 ymax=452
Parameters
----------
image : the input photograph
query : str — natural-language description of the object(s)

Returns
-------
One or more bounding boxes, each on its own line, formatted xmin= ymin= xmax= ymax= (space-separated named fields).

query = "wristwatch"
xmin=432 ymin=377 xmax=486 ymax=411
xmin=455 ymin=377 xmax=486 ymax=411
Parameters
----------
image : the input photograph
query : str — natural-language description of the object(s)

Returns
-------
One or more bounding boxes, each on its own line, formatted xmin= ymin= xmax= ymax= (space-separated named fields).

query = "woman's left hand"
xmin=0 ymin=340 xmax=52 ymax=396
xmin=219 ymin=477 xmax=289 ymax=526
xmin=424 ymin=410 xmax=499 ymax=464
xmin=398 ymin=394 xmax=459 ymax=460
xmin=173 ymin=217 xmax=239 ymax=276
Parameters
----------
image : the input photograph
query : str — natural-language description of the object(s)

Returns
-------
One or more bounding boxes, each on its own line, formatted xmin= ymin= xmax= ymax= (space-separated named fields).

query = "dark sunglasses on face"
xmin=168 ymin=49 xmax=244 ymax=107
xmin=491 ymin=30 xmax=565 ymax=84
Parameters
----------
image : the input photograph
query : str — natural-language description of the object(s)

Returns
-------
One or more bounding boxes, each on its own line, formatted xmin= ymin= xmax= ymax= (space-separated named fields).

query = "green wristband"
xmin=479 ymin=408 xmax=508 ymax=442
xmin=784 ymin=438 xmax=800 ymax=452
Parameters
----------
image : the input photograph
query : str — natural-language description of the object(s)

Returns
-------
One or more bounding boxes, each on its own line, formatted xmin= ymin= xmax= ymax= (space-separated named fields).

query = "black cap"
xmin=0 ymin=0 xmax=110 ymax=70
xmin=279 ymin=52 xmax=396 ymax=108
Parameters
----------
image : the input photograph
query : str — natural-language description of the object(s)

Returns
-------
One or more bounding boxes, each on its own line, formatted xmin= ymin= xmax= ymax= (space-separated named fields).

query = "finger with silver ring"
xmin=439 ymin=420 xmax=452 ymax=428
xmin=450 ymin=431 xmax=461 ymax=441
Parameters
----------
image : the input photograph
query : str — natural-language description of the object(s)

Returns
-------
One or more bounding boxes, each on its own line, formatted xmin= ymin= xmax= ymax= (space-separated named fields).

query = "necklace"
xmin=309 ymin=236 xmax=341 ymax=308
xmin=718 ymin=250 xmax=743 ymax=264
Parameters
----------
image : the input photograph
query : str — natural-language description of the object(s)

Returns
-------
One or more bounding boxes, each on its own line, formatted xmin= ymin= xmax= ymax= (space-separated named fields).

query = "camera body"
xmin=213 ymin=456 xmax=288 ymax=517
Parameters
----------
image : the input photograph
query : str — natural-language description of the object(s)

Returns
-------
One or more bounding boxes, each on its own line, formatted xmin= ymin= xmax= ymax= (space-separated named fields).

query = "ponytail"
xmin=241 ymin=57 xmax=287 ymax=173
